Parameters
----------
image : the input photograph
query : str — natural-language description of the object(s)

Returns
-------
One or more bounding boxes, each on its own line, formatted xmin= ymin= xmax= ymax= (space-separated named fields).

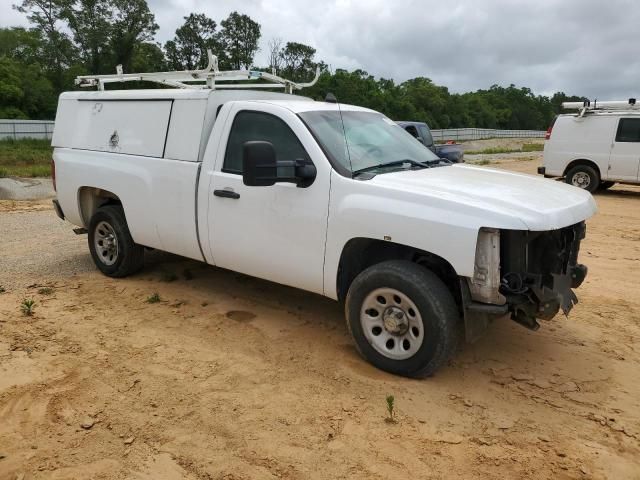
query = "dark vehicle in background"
xmin=397 ymin=121 xmax=465 ymax=163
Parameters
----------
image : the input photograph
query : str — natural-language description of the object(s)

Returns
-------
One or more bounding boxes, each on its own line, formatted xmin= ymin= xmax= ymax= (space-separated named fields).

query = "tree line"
xmin=1 ymin=0 xmax=585 ymax=129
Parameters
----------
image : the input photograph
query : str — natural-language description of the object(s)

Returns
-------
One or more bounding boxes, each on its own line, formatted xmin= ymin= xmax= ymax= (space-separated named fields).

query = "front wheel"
xmin=88 ymin=205 xmax=144 ymax=277
xmin=345 ymin=260 xmax=459 ymax=377
xmin=565 ymin=165 xmax=599 ymax=192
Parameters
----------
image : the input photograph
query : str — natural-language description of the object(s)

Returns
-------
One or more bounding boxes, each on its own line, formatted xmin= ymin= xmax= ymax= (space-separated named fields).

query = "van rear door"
xmin=609 ymin=118 xmax=640 ymax=181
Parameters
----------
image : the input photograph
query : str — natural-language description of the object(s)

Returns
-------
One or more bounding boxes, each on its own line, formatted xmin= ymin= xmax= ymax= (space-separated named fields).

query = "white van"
xmin=539 ymin=99 xmax=640 ymax=192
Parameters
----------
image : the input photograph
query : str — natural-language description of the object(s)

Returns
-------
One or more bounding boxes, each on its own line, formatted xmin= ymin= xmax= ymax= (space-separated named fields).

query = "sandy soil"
xmin=1 ymin=157 xmax=639 ymax=480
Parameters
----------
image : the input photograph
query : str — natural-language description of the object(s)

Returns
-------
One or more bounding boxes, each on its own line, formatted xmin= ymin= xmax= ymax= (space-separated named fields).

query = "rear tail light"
xmin=51 ymin=158 xmax=56 ymax=191
xmin=545 ymin=116 xmax=558 ymax=140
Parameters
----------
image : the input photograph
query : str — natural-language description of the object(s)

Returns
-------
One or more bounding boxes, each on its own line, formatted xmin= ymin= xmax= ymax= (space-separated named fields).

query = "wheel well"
xmin=336 ymin=238 xmax=461 ymax=307
xmin=78 ymin=187 xmax=122 ymax=227
xmin=563 ymin=159 xmax=600 ymax=178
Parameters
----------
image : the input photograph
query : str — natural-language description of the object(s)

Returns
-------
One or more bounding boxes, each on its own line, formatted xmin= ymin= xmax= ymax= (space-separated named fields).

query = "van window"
xmin=615 ymin=118 xmax=640 ymax=142
xmin=223 ymin=110 xmax=309 ymax=174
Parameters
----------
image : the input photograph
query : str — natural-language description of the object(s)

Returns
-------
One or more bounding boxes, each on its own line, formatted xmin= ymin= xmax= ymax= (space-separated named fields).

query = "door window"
xmin=615 ymin=118 xmax=640 ymax=142
xmin=418 ymin=125 xmax=434 ymax=147
xmin=223 ymin=110 xmax=309 ymax=174
xmin=404 ymin=125 xmax=419 ymax=138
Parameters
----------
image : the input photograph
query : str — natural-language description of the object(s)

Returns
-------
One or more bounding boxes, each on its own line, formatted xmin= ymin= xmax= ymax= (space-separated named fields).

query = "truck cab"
xmin=397 ymin=120 xmax=464 ymax=163
xmin=50 ymin=61 xmax=596 ymax=378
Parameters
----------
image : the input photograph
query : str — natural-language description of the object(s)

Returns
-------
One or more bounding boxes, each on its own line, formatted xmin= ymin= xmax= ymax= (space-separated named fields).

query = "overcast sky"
xmin=3 ymin=0 xmax=639 ymax=98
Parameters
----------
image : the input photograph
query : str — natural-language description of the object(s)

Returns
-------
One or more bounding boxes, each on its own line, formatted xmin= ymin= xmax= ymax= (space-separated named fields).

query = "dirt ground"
xmin=1 ymin=154 xmax=639 ymax=480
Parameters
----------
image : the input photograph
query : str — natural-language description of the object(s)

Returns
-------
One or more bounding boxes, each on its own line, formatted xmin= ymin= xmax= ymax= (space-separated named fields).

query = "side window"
xmin=404 ymin=125 xmax=419 ymax=138
xmin=223 ymin=110 xmax=309 ymax=174
xmin=615 ymin=118 xmax=640 ymax=142
xmin=418 ymin=125 xmax=434 ymax=146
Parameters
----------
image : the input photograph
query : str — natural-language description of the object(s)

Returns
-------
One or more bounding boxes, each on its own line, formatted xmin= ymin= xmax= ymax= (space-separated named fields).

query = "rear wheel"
xmin=88 ymin=205 xmax=144 ymax=277
xmin=565 ymin=165 xmax=599 ymax=193
xmin=345 ymin=260 xmax=459 ymax=377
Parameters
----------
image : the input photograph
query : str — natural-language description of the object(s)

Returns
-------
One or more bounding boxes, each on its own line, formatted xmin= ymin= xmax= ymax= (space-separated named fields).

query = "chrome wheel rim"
xmin=360 ymin=287 xmax=424 ymax=360
xmin=94 ymin=221 xmax=118 ymax=266
xmin=571 ymin=171 xmax=591 ymax=189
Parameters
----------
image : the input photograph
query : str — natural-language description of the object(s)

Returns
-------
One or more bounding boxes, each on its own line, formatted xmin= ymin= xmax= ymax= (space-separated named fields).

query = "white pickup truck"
xmin=51 ymin=79 xmax=596 ymax=377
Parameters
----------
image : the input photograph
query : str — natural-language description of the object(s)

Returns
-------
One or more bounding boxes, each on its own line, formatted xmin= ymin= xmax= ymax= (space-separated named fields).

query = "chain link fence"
xmin=0 ymin=120 xmax=55 ymax=140
xmin=431 ymin=128 xmax=545 ymax=142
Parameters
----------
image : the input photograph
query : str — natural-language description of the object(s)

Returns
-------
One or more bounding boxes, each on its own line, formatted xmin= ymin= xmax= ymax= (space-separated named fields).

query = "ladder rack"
xmin=75 ymin=50 xmax=320 ymax=94
xmin=562 ymin=98 xmax=639 ymax=117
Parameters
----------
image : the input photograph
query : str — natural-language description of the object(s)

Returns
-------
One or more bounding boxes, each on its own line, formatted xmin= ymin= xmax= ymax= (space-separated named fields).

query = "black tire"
xmin=565 ymin=164 xmax=599 ymax=193
xmin=88 ymin=205 xmax=144 ymax=277
xmin=598 ymin=181 xmax=615 ymax=191
xmin=345 ymin=260 xmax=459 ymax=378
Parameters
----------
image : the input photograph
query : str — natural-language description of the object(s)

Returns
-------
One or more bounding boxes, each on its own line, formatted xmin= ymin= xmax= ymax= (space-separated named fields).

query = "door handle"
xmin=213 ymin=189 xmax=240 ymax=199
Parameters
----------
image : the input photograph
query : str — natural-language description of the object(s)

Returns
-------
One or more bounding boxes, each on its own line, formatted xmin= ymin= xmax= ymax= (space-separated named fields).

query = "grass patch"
xmin=21 ymin=298 xmax=36 ymax=316
xmin=521 ymin=143 xmax=544 ymax=152
xmin=0 ymin=138 xmax=52 ymax=178
xmin=465 ymin=147 xmax=519 ymax=155
xmin=160 ymin=271 xmax=178 ymax=282
xmin=146 ymin=292 xmax=161 ymax=304
xmin=466 ymin=143 xmax=544 ymax=155
xmin=385 ymin=395 xmax=397 ymax=423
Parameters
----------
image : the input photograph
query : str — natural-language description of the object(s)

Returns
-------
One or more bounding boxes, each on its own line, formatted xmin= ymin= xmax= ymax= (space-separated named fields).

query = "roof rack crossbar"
xmin=562 ymin=98 xmax=640 ymax=115
xmin=75 ymin=50 xmax=320 ymax=93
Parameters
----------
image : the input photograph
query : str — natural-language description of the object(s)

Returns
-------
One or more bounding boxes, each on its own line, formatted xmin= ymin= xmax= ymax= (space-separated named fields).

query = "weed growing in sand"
xmin=21 ymin=298 xmax=35 ymax=316
xmin=161 ymin=271 xmax=178 ymax=282
xmin=385 ymin=395 xmax=396 ymax=423
xmin=146 ymin=293 xmax=161 ymax=304
xmin=38 ymin=287 xmax=53 ymax=295
xmin=0 ymin=286 xmax=5 ymax=294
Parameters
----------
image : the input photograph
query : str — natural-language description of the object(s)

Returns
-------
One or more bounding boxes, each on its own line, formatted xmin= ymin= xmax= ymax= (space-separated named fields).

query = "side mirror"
xmin=243 ymin=141 xmax=277 ymax=187
xmin=242 ymin=140 xmax=317 ymax=188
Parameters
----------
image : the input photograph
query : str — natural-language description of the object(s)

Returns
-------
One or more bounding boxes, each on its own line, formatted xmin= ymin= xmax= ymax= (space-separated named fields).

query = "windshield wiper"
xmin=352 ymin=159 xmax=430 ymax=176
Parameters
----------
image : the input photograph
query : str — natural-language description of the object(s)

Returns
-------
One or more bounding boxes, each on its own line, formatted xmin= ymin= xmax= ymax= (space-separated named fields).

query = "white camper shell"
xmin=52 ymin=89 xmax=311 ymax=163
xmin=540 ymin=98 xmax=640 ymax=191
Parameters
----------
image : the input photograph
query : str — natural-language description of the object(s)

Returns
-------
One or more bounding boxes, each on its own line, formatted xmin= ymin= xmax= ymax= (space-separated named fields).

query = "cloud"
xmin=3 ymin=0 xmax=639 ymax=98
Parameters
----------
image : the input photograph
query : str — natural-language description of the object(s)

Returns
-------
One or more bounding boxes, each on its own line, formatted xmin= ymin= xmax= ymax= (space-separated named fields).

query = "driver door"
xmin=206 ymin=103 xmax=331 ymax=295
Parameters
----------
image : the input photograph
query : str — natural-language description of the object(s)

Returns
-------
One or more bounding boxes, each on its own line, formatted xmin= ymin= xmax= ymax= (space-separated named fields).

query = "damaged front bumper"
xmin=462 ymin=222 xmax=588 ymax=341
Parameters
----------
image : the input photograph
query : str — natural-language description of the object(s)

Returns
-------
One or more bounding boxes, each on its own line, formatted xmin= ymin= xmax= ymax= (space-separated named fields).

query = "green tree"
xmin=0 ymin=27 xmax=43 ymax=64
xmin=109 ymin=0 xmax=158 ymax=73
xmin=165 ymin=13 xmax=219 ymax=70
xmin=13 ymin=0 xmax=76 ymax=88
xmin=219 ymin=11 xmax=261 ymax=70
xmin=131 ymin=42 xmax=166 ymax=72
xmin=0 ymin=56 xmax=56 ymax=119
xmin=62 ymin=0 xmax=112 ymax=74
xmin=279 ymin=41 xmax=317 ymax=81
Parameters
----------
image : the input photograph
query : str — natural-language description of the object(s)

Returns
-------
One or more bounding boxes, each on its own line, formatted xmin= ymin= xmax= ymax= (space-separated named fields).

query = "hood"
xmin=370 ymin=164 xmax=597 ymax=230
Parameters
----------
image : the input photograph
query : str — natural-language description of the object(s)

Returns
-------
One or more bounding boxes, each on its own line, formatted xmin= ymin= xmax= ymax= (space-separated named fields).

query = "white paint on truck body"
xmin=52 ymin=89 xmax=597 ymax=300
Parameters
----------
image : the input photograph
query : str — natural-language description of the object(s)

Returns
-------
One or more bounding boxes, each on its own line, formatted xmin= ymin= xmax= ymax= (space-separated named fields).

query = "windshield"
xmin=299 ymin=111 xmax=442 ymax=175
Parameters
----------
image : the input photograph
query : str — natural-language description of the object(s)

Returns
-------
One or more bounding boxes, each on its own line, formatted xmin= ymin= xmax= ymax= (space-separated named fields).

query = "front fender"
xmin=322 ymin=171 xmax=529 ymax=299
